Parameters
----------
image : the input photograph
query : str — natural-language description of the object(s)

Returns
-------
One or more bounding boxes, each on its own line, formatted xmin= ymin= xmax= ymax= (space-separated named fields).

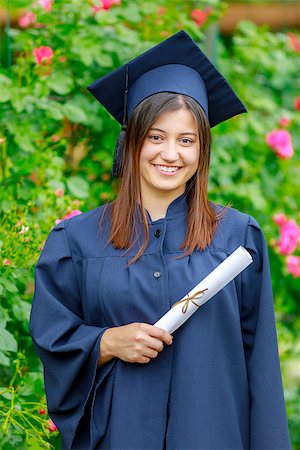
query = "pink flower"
xmin=55 ymin=210 xmax=83 ymax=225
xmin=47 ymin=418 xmax=57 ymax=432
xmin=55 ymin=188 xmax=64 ymax=197
xmin=58 ymin=56 xmax=66 ymax=63
xmin=266 ymin=129 xmax=294 ymax=159
xmin=92 ymin=0 xmax=120 ymax=13
xmin=50 ymin=135 xmax=60 ymax=142
xmin=18 ymin=11 xmax=36 ymax=28
xmin=288 ymin=33 xmax=300 ymax=53
xmin=278 ymin=220 xmax=300 ymax=255
xmin=273 ymin=213 xmax=287 ymax=227
xmin=286 ymin=255 xmax=300 ymax=277
xmin=191 ymin=8 xmax=211 ymax=27
xmin=39 ymin=408 xmax=46 ymax=415
xmin=101 ymin=0 xmax=120 ymax=9
xmin=18 ymin=226 xmax=29 ymax=234
xmin=157 ymin=6 xmax=166 ymax=16
xmin=33 ymin=46 xmax=54 ymax=65
xmin=294 ymin=97 xmax=300 ymax=111
xmin=4 ymin=259 xmax=11 ymax=265
xmin=278 ymin=116 xmax=291 ymax=128
xmin=62 ymin=210 xmax=82 ymax=220
xmin=16 ymin=221 xmax=22 ymax=227
xmin=38 ymin=0 xmax=53 ymax=12
xmin=38 ymin=243 xmax=44 ymax=251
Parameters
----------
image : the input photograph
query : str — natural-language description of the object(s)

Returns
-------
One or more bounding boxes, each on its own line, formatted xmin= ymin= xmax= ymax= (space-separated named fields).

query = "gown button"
xmin=153 ymin=271 xmax=161 ymax=279
xmin=154 ymin=229 xmax=161 ymax=238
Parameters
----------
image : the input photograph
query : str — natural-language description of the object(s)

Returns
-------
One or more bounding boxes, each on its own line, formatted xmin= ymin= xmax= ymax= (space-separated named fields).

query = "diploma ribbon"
xmin=171 ymin=288 xmax=208 ymax=314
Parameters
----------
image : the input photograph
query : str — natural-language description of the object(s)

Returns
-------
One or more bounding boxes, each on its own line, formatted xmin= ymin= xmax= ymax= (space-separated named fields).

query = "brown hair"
xmin=104 ymin=92 xmax=223 ymax=263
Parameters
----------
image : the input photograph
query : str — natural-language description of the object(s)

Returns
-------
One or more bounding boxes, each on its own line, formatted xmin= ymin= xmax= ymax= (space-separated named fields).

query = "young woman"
xmin=30 ymin=31 xmax=291 ymax=449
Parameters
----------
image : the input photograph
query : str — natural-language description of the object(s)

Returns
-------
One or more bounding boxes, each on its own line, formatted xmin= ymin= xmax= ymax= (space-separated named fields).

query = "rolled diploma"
xmin=154 ymin=246 xmax=253 ymax=334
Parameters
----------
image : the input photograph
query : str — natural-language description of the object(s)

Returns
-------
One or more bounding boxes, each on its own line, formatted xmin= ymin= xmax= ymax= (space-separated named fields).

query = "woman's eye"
xmin=149 ymin=135 xmax=162 ymax=142
xmin=180 ymin=138 xmax=193 ymax=144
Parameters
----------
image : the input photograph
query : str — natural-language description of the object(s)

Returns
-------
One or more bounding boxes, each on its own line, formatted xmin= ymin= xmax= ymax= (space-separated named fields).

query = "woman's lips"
xmin=153 ymin=164 xmax=182 ymax=176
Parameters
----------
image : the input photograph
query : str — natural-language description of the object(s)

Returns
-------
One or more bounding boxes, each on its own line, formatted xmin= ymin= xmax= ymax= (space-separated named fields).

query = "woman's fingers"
xmin=148 ymin=325 xmax=173 ymax=345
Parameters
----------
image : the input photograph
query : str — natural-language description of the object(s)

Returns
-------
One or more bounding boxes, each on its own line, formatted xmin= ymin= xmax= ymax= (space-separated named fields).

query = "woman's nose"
xmin=160 ymin=140 xmax=179 ymax=162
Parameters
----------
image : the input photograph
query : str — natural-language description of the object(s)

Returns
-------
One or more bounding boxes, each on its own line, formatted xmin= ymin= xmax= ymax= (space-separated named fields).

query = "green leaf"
xmin=12 ymin=300 xmax=31 ymax=323
xmin=67 ymin=176 xmax=90 ymax=199
xmin=63 ymin=103 xmax=88 ymax=123
xmin=0 ymin=351 xmax=11 ymax=367
xmin=0 ymin=277 xmax=18 ymax=293
xmin=0 ymin=75 xmax=12 ymax=102
xmin=0 ymin=326 xmax=18 ymax=353
xmin=47 ymin=71 xmax=74 ymax=95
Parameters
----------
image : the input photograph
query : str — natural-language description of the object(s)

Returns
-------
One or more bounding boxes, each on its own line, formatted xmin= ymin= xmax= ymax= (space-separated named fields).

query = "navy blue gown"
xmin=30 ymin=194 xmax=291 ymax=449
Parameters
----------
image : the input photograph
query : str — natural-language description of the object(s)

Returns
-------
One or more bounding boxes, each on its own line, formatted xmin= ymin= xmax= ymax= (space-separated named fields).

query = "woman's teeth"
xmin=155 ymin=165 xmax=180 ymax=173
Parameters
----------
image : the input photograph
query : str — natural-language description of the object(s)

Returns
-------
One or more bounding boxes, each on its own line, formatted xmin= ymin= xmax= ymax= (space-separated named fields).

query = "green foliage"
xmin=0 ymin=0 xmax=299 ymax=447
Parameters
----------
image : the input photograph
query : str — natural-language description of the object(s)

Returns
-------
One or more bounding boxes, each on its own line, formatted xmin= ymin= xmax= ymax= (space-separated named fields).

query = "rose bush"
xmin=0 ymin=1 xmax=299 ymax=447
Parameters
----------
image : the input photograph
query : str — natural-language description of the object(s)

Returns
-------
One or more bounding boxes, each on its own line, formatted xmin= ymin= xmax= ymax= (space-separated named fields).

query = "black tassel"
xmin=112 ymin=125 xmax=126 ymax=177
xmin=112 ymin=64 xmax=129 ymax=178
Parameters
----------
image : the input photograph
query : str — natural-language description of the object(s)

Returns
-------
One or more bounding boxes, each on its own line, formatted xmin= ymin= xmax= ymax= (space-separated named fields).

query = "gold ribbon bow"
xmin=171 ymin=288 xmax=208 ymax=314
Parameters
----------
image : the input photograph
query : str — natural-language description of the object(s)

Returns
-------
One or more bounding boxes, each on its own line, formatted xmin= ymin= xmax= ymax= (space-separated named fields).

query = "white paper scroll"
xmin=154 ymin=246 xmax=253 ymax=334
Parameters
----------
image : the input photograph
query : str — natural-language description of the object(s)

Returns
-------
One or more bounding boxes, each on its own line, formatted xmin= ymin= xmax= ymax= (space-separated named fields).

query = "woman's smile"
xmin=153 ymin=164 xmax=183 ymax=175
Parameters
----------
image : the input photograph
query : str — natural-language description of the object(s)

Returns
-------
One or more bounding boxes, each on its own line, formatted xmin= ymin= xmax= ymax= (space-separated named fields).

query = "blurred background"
xmin=0 ymin=0 xmax=299 ymax=448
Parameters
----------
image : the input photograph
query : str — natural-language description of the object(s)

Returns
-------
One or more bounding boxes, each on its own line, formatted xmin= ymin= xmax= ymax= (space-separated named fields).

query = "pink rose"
xmin=287 ymin=33 xmax=300 ymax=53
xmin=92 ymin=0 xmax=120 ymax=13
xmin=273 ymin=213 xmax=287 ymax=227
xmin=286 ymin=255 xmax=300 ymax=277
xmin=157 ymin=6 xmax=166 ymax=16
xmin=33 ymin=46 xmax=54 ymax=65
xmin=278 ymin=116 xmax=291 ymax=128
xmin=62 ymin=210 xmax=82 ymax=220
xmin=191 ymin=8 xmax=211 ymax=27
xmin=50 ymin=135 xmax=60 ymax=142
xmin=47 ymin=419 xmax=57 ymax=432
xmin=18 ymin=11 xmax=36 ymax=28
xmin=101 ymin=0 xmax=121 ymax=9
xmin=38 ymin=0 xmax=53 ymax=12
xmin=55 ymin=188 xmax=64 ymax=197
xmin=278 ymin=220 xmax=300 ymax=255
xmin=4 ymin=259 xmax=11 ymax=265
xmin=55 ymin=210 xmax=83 ymax=225
xmin=294 ymin=96 xmax=300 ymax=111
xmin=266 ymin=129 xmax=294 ymax=159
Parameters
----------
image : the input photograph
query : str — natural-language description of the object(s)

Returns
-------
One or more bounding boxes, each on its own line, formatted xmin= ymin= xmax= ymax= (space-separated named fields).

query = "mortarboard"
xmin=87 ymin=30 xmax=247 ymax=176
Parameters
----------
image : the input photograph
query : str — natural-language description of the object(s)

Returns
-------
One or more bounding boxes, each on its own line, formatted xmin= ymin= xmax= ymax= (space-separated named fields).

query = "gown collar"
xmin=145 ymin=192 xmax=188 ymax=223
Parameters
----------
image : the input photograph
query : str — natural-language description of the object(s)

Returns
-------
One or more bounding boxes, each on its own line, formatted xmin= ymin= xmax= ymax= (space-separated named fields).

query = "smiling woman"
xmin=30 ymin=30 xmax=292 ymax=450
xmin=108 ymin=91 xmax=216 ymax=259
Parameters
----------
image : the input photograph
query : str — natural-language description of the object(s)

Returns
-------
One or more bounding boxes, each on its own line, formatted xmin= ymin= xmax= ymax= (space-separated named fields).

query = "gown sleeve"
xmin=30 ymin=222 xmax=111 ymax=449
xmin=241 ymin=216 xmax=291 ymax=449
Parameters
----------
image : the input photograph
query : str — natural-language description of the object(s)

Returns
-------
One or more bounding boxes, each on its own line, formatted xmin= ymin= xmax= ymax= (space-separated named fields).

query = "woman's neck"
xmin=141 ymin=188 xmax=185 ymax=221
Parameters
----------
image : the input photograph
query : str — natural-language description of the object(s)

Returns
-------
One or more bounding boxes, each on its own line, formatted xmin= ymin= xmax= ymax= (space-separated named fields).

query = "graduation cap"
xmin=87 ymin=30 xmax=247 ymax=177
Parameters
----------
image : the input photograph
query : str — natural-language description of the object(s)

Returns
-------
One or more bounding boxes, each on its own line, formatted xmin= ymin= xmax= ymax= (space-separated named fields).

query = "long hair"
xmin=105 ymin=92 xmax=223 ymax=263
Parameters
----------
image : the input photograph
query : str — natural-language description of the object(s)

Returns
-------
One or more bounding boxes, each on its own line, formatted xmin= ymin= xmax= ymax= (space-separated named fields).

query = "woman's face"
xmin=139 ymin=108 xmax=200 ymax=200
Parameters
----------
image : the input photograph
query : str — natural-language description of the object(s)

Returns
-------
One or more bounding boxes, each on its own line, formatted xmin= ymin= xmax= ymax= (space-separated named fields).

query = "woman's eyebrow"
xmin=149 ymin=128 xmax=197 ymax=136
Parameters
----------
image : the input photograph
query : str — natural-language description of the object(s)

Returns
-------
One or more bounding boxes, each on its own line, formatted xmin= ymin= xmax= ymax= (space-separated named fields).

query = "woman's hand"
xmin=98 ymin=323 xmax=173 ymax=366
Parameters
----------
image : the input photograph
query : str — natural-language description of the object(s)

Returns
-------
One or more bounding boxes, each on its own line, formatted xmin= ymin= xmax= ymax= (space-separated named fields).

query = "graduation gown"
xmin=30 ymin=195 xmax=291 ymax=450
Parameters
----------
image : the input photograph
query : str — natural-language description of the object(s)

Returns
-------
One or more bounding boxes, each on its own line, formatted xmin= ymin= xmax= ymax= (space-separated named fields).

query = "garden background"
xmin=0 ymin=0 xmax=299 ymax=448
